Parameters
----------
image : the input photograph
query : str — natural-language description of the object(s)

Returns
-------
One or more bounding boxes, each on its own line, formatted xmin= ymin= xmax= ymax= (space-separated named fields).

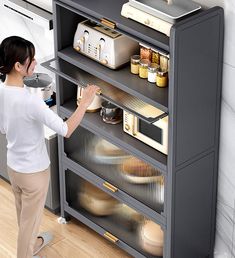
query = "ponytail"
xmin=0 ymin=46 xmax=6 ymax=82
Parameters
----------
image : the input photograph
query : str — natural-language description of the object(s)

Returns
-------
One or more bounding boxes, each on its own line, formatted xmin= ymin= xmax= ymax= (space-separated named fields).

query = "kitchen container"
xmin=139 ymin=59 xmax=150 ymax=79
xmin=148 ymin=63 xmax=159 ymax=83
xmin=156 ymin=69 xmax=168 ymax=87
xmin=100 ymin=101 xmax=123 ymax=124
xmin=139 ymin=220 xmax=164 ymax=256
xmin=130 ymin=55 xmax=140 ymax=74
xmin=79 ymin=181 xmax=119 ymax=216
xmin=140 ymin=45 xmax=152 ymax=61
xmin=24 ymin=73 xmax=53 ymax=101
xmin=77 ymin=85 xmax=102 ymax=112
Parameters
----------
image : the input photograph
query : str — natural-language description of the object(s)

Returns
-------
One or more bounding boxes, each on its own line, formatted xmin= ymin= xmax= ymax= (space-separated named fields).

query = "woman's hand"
xmin=80 ymin=84 xmax=100 ymax=109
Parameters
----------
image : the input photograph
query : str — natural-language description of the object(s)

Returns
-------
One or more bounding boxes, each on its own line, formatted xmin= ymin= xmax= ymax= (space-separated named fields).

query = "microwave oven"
xmin=123 ymin=111 xmax=168 ymax=155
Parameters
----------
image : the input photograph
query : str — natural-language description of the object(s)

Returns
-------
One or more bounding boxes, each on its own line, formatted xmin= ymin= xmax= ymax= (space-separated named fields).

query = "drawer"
xmin=64 ymin=168 xmax=165 ymax=258
xmin=63 ymin=126 xmax=165 ymax=217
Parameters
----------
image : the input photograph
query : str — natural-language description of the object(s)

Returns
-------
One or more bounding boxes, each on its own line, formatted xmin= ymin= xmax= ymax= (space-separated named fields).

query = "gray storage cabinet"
xmin=42 ymin=1 xmax=224 ymax=257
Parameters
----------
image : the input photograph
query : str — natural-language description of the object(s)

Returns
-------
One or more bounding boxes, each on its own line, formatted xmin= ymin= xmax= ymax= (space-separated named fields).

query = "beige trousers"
xmin=7 ymin=167 xmax=50 ymax=258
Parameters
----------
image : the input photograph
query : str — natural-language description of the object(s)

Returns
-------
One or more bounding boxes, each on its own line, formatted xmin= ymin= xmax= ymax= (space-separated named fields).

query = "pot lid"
xmin=24 ymin=73 xmax=52 ymax=88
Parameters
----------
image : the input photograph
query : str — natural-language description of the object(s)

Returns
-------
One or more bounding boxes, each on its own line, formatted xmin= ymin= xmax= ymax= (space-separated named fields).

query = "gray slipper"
xmin=33 ymin=231 xmax=53 ymax=255
xmin=33 ymin=256 xmax=46 ymax=258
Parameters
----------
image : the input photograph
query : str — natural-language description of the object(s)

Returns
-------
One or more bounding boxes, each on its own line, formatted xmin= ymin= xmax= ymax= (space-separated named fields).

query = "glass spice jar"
xmin=156 ymin=69 xmax=168 ymax=87
xmin=148 ymin=63 xmax=159 ymax=83
xmin=130 ymin=55 xmax=140 ymax=75
xmin=140 ymin=45 xmax=152 ymax=61
xmin=160 ymin=55 xmax=169 ymax=71
xmin=139 ymin=59 xmax=150 ymax=79
xmin=152 ymin=51 xmax=160 ymax=65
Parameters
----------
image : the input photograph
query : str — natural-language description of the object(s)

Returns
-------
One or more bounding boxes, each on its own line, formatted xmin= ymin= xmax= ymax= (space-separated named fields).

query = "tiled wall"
xmin=0 ymin=1 xmax=235 ymax=257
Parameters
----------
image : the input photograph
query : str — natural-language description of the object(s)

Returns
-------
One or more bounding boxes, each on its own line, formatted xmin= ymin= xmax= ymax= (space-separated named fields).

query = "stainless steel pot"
xmin=24 ymin=73 xmax=53 ymax=101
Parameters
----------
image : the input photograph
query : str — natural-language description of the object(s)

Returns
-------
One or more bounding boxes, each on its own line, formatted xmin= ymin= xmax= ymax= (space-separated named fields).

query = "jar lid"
xmin=157 ymin=69 xmax=168 ymax=76
xmin=148 ymin=63 xmax=159 ymax=72
xmin=131 ymin=55 xmax=140 ymax=62
xmin=140 ymin=59 xmax=150 ymax=67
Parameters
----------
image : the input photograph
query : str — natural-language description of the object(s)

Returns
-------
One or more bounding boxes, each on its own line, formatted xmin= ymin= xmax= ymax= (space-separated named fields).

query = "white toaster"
xmin=73 ymin=20 xmax=139 ymax=69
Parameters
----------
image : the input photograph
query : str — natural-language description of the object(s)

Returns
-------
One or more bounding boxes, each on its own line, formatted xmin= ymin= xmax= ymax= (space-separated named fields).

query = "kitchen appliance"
xmin=2 ymin=0 xmax=53 ymax=30
xmin=121 ymin=2 xmax=172 ymax=36
xmin=100 ymin=101 xmax=123 ymax=124
xmin=24 ymin=73 xmax=54 ymax=102
xmin=77 ymin=84 xmax=102 ymax=112
xmin=128 ymin=0 xmax=201 ymax=23
xmin=123 ymin=110 xmax=168 ymax=154
xmin=73 ymin=19 xmax=139 ymax=69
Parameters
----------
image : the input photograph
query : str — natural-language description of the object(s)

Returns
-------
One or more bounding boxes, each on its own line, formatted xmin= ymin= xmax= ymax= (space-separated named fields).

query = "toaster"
xmin=73 ymin=20 xmax=139 ymax=69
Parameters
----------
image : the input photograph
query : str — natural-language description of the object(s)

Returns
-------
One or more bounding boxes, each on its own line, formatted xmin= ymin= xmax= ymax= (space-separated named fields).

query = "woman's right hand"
xmin=80 ymin=84 xmax=100 ymax=109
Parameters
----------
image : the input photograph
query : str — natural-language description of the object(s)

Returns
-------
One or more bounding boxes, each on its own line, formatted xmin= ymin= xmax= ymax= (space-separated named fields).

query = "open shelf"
xmin=57 ymin=47 xmax=168 ymax=112
xmin=56 ymin=0 xmax=170 ymax=52
xmin=59 ymin=100 xmax=167 ymax=173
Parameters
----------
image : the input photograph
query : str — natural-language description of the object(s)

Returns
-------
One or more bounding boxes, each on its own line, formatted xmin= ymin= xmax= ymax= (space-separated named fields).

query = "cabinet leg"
xmin=57 ymin=217 xmax=67 ymax=224
xmin=57 ymin=211 xmax=71 ymax=224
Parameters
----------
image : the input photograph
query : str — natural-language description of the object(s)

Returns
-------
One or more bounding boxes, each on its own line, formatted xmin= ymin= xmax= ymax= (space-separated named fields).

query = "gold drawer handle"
xmin=103 ymin=182 xmax=118 ymax=192
xmin=101 ymin=18 xmax=116 ymax=29
xmin=104 ymin=232 xmax=119 ymax=243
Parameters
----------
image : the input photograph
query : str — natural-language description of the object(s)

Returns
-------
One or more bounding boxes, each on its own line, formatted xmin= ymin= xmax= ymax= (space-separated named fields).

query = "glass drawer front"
xmin=65 ymin=169 xmax=164 ymax=258
xmin=64 ymin=126 xmax=164 ymax=214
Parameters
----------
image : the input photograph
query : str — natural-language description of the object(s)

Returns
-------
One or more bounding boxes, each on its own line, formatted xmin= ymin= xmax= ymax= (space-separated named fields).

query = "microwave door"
xmin=138 ymin=119 xmax=163 ymax=145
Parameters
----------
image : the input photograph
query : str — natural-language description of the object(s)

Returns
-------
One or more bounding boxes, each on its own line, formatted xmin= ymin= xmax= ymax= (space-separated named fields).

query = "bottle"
xmin=139 ymin=59 xmax=150 ymax=79
xmin=148 ymin=63 xmax=159 ymax=83
xmin=152 ymin=50 xmax=160 ymax=65
xmin=156 ymin=69 xmax=168 ymax=87
xmin=160 ymin=55 xmax=169 ymax=71
xmin=140 ymin=45 xmax=152 ymax=61
xmin=130 ymin=55 xmax=140 ymax=75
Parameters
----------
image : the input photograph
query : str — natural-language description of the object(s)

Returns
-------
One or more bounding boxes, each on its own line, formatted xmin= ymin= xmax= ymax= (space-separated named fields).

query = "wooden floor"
xmin=0 ymin=178 xmax=132 ymax=258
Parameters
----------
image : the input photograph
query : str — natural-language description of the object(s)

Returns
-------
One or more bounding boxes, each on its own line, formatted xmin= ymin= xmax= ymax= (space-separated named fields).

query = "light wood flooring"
xmin=0 ymin=178 xmax=132 ymax=258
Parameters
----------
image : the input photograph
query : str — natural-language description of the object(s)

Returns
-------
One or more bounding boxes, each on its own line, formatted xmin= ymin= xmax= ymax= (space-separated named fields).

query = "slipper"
xmin=33 ymin=231 xmax=53 ymax=255
xmin=33 ymin=256 xmax=46 ymax=258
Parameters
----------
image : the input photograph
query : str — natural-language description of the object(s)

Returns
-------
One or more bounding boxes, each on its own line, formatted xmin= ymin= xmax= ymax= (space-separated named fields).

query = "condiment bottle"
xmin=130 ymin=55 xmax=140 ymax=75
xmin=156 ymin=69 xmax=168 ymax=87
xmin=139 ymin=59 xmax=150 ymax=79
xmin=140 ymin=45 xmax=152 ymax=61
xmin=152 ymin=51 xmax=160 ymax=64
xmin=148 ymin=63 xmax=159 ymax=83
xmin=160 ymin=55 xmax=169 ymax=71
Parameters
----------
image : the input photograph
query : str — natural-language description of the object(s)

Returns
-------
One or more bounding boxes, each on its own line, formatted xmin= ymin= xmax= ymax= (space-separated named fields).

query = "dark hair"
xmin=0 ymin=36 xmax=35 ymax=82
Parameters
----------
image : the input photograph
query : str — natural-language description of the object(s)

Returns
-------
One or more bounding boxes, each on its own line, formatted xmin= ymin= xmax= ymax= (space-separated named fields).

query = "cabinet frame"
xmin=48 ymin=1 xmax=224 ymax=257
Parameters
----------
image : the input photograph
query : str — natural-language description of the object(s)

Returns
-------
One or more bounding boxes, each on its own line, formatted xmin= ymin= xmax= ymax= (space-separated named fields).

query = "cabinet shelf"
xmin=65 ymin=168 xmax=164 ymax=258
xmin=57 ymin=0 xmax=170 ymax=52
xmin=58 ymin=47 xmax=169 ymax=112
xmin=59 ymin=100 xmax=167 ymax=173
xmin=63 ymin=156 xmax=166 ymax=225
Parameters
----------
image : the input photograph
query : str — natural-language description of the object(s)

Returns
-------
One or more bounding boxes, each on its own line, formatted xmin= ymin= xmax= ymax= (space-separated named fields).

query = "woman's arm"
xmin=65 ymin=84 xmax=99 ymax=138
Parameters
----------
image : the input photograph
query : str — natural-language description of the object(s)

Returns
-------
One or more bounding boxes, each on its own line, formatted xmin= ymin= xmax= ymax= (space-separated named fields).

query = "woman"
xmin=0 ymin=36 xmax=99 ymax=258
